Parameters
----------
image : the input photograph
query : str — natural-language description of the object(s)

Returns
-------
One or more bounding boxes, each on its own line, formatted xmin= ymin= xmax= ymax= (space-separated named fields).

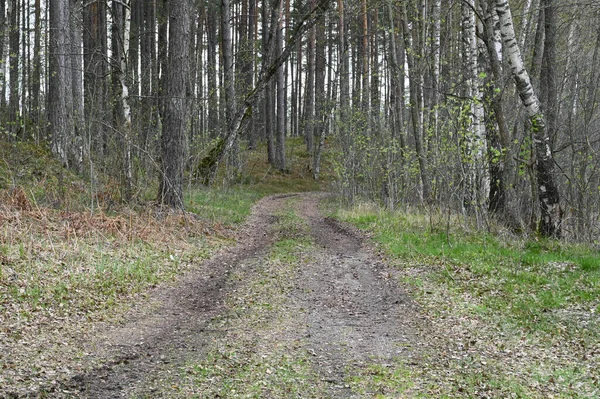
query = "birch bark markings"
xmin=495 ymin=0 xmax=562 ymax=237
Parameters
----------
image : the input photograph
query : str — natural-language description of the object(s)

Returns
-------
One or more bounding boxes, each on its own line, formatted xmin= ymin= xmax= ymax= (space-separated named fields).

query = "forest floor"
xmin=1 ymin=192 xmax=428 ymax=398
xmin=1 ymin=137 xmax=598 ymax=398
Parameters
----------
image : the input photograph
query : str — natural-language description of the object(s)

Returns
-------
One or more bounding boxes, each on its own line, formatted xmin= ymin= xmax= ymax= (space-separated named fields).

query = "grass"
xmin=335 ymin=204 xmax=600 ymax=398
xmin=185 ymin=187 xmax=263 ymax=226
xmin=346 ymin=362 xmax=414 ymax=398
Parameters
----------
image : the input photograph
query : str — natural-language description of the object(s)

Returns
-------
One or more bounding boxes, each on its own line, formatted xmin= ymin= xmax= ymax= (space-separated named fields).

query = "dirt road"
xmin=22 ymin=193 xmax=422 ymax=398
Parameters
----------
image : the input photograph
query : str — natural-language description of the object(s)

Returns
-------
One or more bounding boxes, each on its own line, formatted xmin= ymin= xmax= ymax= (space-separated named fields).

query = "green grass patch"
xmin=346 ymin=362 xmax=414 ymax=398
xmin=337 ymin=206 xmax=600 ymax=334
xmin=212 ymin=137 xmax=332 ymax=197
xmin=335 ymin=204 xmax=600 ymax=398
xmin=185 ymin=187 xmax=263 ymax=226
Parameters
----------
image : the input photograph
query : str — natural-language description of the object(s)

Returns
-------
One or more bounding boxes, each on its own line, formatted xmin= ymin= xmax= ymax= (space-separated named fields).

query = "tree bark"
xmin=71 ymin=0 xmax=84 ymax=170
xmin=313 ymin=0 xmax=326 ymax=179
xmin=0 ymin=0 xmax=5 ymax=119
xmin=31 ymin=0 xmax=42 ymax=139
xmin=83 ymin=0 xmax=108 ymax=156
xmin=462 ymin=0 xmax=488 ymax=217
xmin=481 ymin=0 xmax=513 ymax=221
xmin=540 ymin=0 xmax=557 ymax=144
xmin=262 ymin=0 xmax=275 ymax=165
xmin=206 ymin=1 xmax=219 ymax=138
xmin=8 ymin=0 xmax=19 ymax=139
xmin=304 ymin=2 xmax=316 ymax=158
xmin=221 ymin=0 xmax=241 ymax=175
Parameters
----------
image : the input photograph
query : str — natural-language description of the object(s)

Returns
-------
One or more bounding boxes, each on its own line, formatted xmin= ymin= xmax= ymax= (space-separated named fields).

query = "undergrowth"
xmin=334 ymin=203 xmax=600 ymax=398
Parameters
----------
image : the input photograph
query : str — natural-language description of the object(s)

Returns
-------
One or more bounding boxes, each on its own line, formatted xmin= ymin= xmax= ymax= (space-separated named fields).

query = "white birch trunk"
xmin=496 ymin=0 xmax=562 ymax=237
xmin=432 ymin=0 xmax=441 ymax=132
xmin=463 ymin=0 xmax=488 ymax=216
xmin=518 ymin=0 xmax=533 ymax=49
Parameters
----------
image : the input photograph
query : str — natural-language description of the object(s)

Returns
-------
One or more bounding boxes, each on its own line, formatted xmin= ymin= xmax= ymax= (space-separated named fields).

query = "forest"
xmin=1 ymin=0 xmax=600 ymax=239
xmin=2 ymin=0 xmax=600 ymax=396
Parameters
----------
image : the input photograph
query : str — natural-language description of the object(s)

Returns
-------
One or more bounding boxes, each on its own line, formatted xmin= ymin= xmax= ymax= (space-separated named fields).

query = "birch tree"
xmin=496 ymin=0 xmax=562 ymax=237
xmin=462 ymin=0 xmax=488 ymax=218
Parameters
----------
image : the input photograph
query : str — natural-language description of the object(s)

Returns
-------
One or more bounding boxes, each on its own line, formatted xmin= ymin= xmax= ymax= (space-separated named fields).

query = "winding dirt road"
xmin=21 ymin=193 xmax=422 ymax=398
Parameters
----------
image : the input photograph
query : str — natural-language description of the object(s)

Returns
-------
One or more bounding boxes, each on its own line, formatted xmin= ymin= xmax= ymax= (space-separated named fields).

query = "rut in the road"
xmin=29 ymin=194 xmax=292 ymax=398
xmin=292 ymin=193 xmax=419 ymax=397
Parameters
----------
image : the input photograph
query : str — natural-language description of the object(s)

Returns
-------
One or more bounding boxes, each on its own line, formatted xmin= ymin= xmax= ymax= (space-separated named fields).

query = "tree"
xmin=275 ymin=0 xmax=287 ymax=171
xmin=48 ymin=0 xmax=72 ymax=166
xmin=495 ymin=0 xmax=562 ymax=237
xmin=312 ymin=2 xmax=326 ymax=179
xmin=158 ymin=0 xmax=191 ymax=208
xmin=8 ymin=0 xmax=19 ymax=138
xmin=401 ymin=1 xmax=431 ymax=202
xmin=462 ymin=0 xmax=488 ymax=219
xmin=83 ymin=0 xmax=108 ymax=156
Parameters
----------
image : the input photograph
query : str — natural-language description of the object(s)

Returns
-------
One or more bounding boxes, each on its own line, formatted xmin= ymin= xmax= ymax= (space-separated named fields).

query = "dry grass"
xmin=0 ymin=186 xmax=231 ymax=396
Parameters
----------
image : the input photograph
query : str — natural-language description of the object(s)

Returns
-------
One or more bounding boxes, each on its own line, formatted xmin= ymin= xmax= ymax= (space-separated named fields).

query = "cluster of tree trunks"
xmin=7 ymin=0 xmax=600 ymax=239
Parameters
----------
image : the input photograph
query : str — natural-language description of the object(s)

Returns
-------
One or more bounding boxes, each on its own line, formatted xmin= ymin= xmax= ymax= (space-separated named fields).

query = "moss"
xmin=194 ymin=138 xmax=225 ymax=185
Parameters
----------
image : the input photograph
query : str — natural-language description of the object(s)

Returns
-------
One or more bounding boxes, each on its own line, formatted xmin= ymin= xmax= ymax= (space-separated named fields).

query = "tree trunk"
xmin=401 ymin=2 xmax=431 ymax=202
xmin=262 ymin=0 xmax=275 ymax=165
xmin=111 ymin=0 xmax=132 ymax=198
xmin=496 ymin=0 xmax=562 ymax=237
xmin=83 ymin=0 xmax=108 ymax=157
xmin=71 ymin=0 xmax=84 ymax=170
xmin=312 ymin=1 xmax=325 ymax=179
xmin=275 ymin=0 xmax=287 ymax=171
xmin=0 ymin=0 xmax=5 ymax=122
xmin=540 ymin=0 xmax=557 ymax=145
xmin=8 ymin=0 xmax=19 ymax=139
xmin=48 ymin=0 xmax=72 ymax=166
xmin=158 ymin=0 xmax=190 ymax=208
xmin=221 ymin=0 xmax=241 ymax=175
xmin=32 ymin=0 xmax=42 ymax=140
xmin=206 ymin=2 xmax=219 ymax=138
xmin=462 ymin=0 xmax=488 ymax=219
xmin=361 ymin=0 xmax=369 ymax=113
xmin=431 ymin=0 xmax=441 ymax=140
xmin=304 ymin=4 xmax=315 ymax=158
xmin=481 ymin=0 xmax=513 ymax=223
